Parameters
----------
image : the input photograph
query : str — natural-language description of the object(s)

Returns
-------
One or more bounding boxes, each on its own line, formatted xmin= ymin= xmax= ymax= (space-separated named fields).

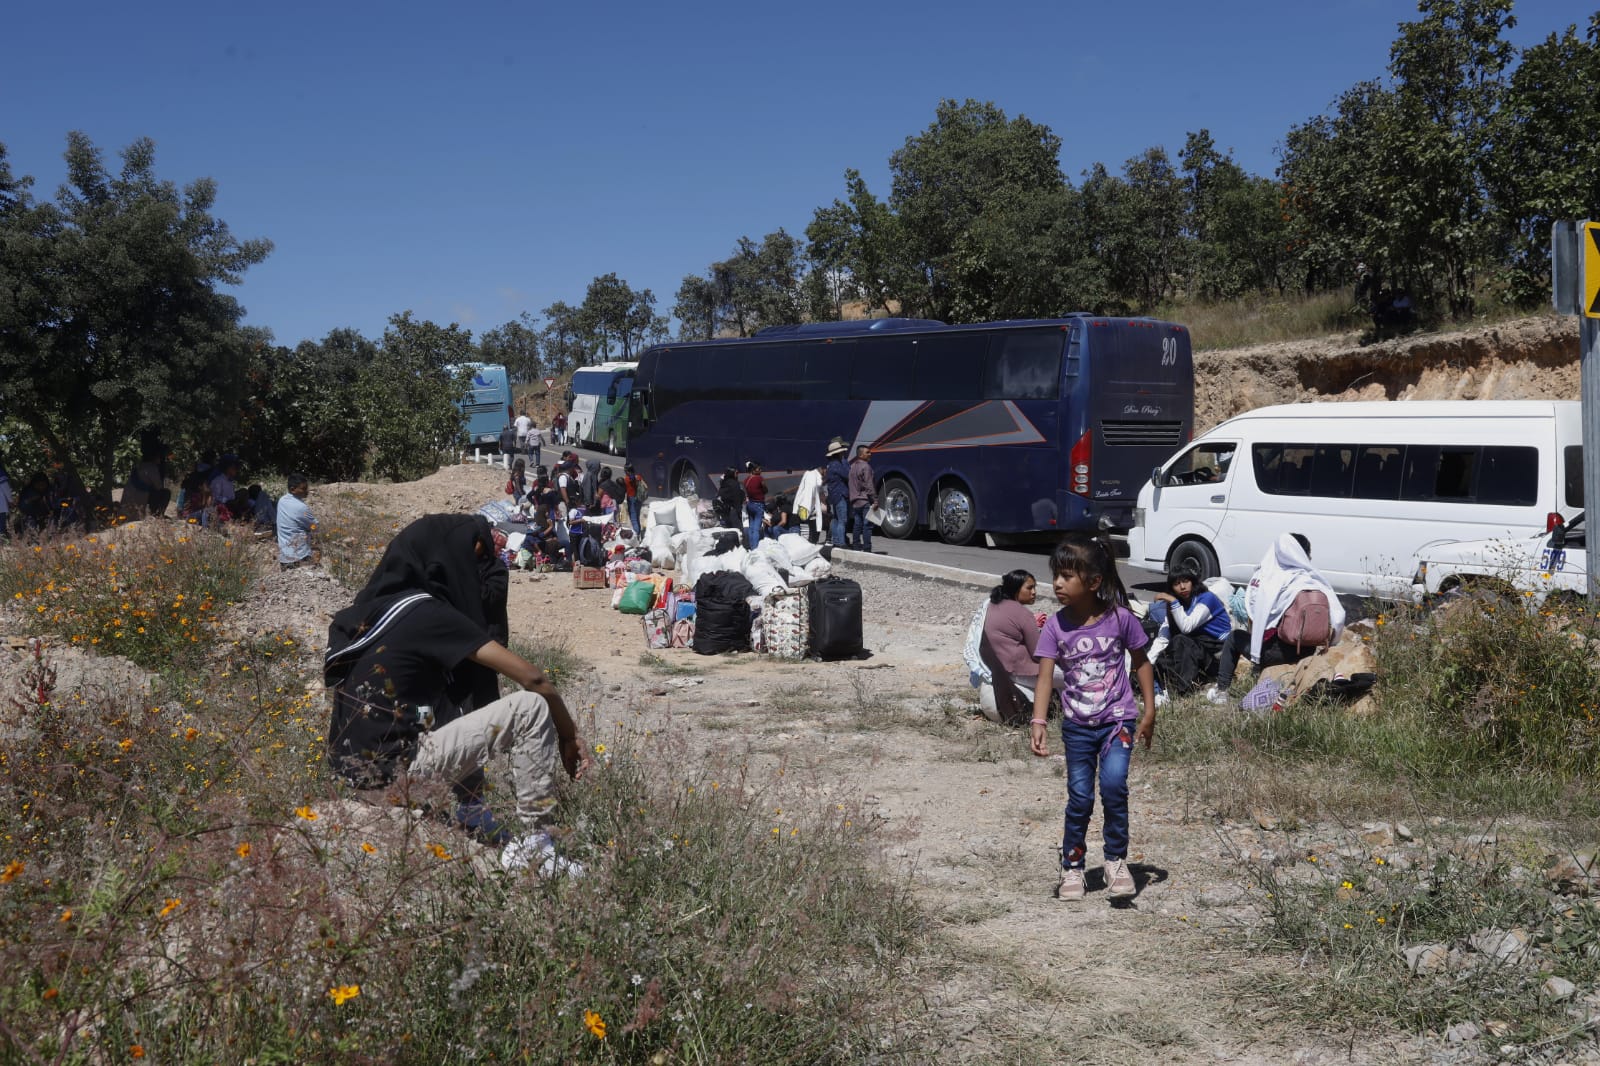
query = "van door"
xmin=1148 ymin=440 xmax=1239 ymax=573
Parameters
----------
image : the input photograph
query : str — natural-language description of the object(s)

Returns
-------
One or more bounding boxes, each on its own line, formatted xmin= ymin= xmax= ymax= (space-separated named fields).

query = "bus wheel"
xmin=935 ymin=483 xmax=977 ymax=545
xmin=674 ymin=463 xmax=701 ymax=500
xmin=1166 ymin=539 xmax=1219 ymax=581
xmin=879 ymin=477 xmax=916 ymax=539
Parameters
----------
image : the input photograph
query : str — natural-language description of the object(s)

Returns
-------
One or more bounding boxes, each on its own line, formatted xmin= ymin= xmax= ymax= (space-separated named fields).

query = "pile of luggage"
xmin=600 ymin=496 xmax=863 ymax=661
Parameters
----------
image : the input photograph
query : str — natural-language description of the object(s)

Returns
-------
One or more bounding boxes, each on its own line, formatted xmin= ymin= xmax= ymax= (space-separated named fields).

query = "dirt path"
xmin=320 ymin=461 xmax=1435 ymax=1064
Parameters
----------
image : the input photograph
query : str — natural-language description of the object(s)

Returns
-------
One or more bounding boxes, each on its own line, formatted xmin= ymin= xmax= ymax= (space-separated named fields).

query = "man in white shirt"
xmin=514 ymin=409 xmax=532 ymax=453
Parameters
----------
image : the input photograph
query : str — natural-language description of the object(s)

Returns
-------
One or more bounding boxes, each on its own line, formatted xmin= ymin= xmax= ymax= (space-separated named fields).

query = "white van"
xmin=1416 ymin=513 xmax=1587 ymax=606
xmin=1125 ymin=401 xmax=1582 ymax=599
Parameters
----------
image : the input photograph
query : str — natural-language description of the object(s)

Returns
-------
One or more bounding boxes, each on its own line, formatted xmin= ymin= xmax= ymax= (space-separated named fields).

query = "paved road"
xmin=546 ymin=440 xmax=1166 ymax=596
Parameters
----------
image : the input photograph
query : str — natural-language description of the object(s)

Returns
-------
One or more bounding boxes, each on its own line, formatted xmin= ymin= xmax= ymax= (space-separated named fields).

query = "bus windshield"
xmin=626 ymin=316 xmax=1193 ymax=545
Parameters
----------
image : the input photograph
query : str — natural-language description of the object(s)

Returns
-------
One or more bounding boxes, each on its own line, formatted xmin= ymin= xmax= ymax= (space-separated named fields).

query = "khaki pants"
xmin=410 ymin=691 xmax=560 ymax=824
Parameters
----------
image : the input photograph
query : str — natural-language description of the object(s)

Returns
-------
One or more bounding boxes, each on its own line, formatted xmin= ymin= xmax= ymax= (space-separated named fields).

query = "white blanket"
xmin=1246 ymin=534 xmax=1345 ymax=659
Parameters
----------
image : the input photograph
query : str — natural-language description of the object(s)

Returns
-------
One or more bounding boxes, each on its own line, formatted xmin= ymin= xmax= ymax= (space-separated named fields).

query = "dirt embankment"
xmin=1194 ymin=314 xmax=1581 ymax=432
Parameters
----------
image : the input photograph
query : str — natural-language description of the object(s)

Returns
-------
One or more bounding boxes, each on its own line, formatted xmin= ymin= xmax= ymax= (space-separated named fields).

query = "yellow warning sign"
xmin=1586 ymin=221 xmax=1600 ymax=318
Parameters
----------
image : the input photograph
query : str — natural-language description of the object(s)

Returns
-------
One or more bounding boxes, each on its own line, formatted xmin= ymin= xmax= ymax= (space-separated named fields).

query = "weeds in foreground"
xmin=1155 ymin=600 xmax=1600 ymax=819
xmin=1 ymin=525 xmax=927 ymax=1062
xmin=0 ymin=525 xmax=257 ymax=673
xmin=510 ymin=634 xmax=586 ymax=687
xmin=311 ymin=488 xmax=402 ymax=589
xmin=1246 ymin=831 xmax=1600 ymax=1049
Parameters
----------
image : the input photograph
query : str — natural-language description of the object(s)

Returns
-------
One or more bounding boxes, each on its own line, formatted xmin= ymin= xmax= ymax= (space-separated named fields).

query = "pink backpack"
xmin=1278 ymin=589 xmax=1332 ymax=651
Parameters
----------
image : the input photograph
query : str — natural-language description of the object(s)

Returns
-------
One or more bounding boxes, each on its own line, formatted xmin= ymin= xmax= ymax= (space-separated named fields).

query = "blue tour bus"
xmin=625 ymin=316 xmax=1193 ymax=544
xmin=452 ymin=362 xmax=512 ymax=450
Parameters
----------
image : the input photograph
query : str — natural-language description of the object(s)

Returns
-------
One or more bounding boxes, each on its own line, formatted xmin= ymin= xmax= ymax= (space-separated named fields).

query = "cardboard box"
xmin=573 ymin=565 xmax=607 ymax=589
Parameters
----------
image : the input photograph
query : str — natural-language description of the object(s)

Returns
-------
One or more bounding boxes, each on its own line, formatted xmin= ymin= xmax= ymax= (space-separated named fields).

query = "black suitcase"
xmin=806 ymin=577 xmax=863 ymax=660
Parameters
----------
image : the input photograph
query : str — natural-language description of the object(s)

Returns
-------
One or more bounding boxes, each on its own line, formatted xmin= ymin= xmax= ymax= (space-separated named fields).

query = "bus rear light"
xmin=1069 ymin=430 xmax=1091 ymax=497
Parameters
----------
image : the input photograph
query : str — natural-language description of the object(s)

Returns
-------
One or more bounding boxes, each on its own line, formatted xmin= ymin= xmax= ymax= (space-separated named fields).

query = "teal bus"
xmin=452 ymin=362 xmax=512 ymax=450
xmin=568 ymin=361 xmax=637 ymax=455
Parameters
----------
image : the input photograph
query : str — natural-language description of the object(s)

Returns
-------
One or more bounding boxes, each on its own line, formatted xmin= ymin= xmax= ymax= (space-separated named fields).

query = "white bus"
xmin=1126 ymin=400 xmax=1583 ymax=599
xmin=567 ymin=361 xmax=637 ymax=454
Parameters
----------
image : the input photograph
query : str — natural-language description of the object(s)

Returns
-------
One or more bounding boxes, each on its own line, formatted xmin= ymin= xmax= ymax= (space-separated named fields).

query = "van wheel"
xmin=879 ymin=477 xmax=916 ymax=539
xmin=674 ymin=463 xmax=700 ymax=499
xmin=1166 ymin=539 xmax=1219 ymax=581
xmin=936 ymin=483 xmax=978 ymax=545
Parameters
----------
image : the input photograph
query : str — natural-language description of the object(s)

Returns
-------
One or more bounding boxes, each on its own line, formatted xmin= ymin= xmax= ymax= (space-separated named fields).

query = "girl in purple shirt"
xmin=1028 ymin=534 xmax=1156 ymax=903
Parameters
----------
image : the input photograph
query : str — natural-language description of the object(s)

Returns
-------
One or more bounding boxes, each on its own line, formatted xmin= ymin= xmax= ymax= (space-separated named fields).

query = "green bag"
xmin=618 ymin=581 xmax=655 ymax=615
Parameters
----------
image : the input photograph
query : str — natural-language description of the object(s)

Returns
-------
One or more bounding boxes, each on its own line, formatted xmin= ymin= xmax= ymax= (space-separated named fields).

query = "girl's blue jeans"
xmin=744 ymin=501 xmax=765 ymax=549
xmin=1061 ymin=720 xmax=1133 ymax=868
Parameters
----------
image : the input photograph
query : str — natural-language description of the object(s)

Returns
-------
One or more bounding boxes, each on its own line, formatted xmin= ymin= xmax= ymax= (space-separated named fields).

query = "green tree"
xmin=240 ymin=329 xmax=373 ymax=482
xmin=1180 ymin=130 xmax=1291 ymax=299
xmin=1487 ymin=14 xmax=1600 ymax=305
xmin=359 ymin=312 xmax=472 ymax=481
xmin=539 ymin=301 xmax=590 ymax=374
xmin=478 ymin=313 xmax=542 ymax=382
xmin=888 ymin=99 xmax=1066 ymax=320
xmin=805 ymin=170 xmax=914 ymax=316
xmin=0 ymin=133 xmax=270 ymax=494
xmin=671 ymin=274 xmax=718 ymax=341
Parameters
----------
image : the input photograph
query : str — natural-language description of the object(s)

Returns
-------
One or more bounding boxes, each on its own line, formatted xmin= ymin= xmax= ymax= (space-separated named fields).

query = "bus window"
xmin=800 ymin=344 xmax=851 ymax=401
xmin=984 ymin=332 xmax=1062 ymax=400
xmin=913 ymin=335 xmax=985 ymax=401
xmin=754 ymin=343 xmax=804 ymax=402
xmin=847 ymin=338 xmax=916 ymax=400
xmin=1351 ymin=446 xmax=1403 ymax=500
xmin=1474 ymin=446 xmax=1539 ymax=506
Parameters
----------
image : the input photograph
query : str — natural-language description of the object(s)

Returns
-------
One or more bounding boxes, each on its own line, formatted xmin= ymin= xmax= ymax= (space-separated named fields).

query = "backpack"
xmin=575 ymin=532 xmax=604 ymax=569
xmin=1278 ymin=589 xmax=1332 ymax=651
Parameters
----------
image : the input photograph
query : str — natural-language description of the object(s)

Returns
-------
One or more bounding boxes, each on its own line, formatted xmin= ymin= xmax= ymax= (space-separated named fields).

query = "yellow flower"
xmin=118 ymin=738 xmax=134 ymax=752
xmin=361 ymin=842 xmax=377 ymax=854
xmin=294 ymin=806 xmax=318 ymax=821
xmin=59 ymin=909 xmax=73 ymax=923
xmin=236 ymin=842 xmax=251 ymax=859
xmin=1341 ymin=880 xmax=1354 ymax=890
xmin=159 ymin=898 xmax=181 ymax=918
xmin=130 ymin=1046 xmax=145 ymax=1059
xmin=42 ymin=987 xmax=58 ymax=1000
xmin=594 ymin=743 xmax=607 ymax=755
xmin=328 ymin=984 xmax=361 ymax=1006
xmin=1 ymin=861 xmax=23 ymax=883
xmin=583 ymin=1009 xmax=606 ymax=1039
xmin=428 ymin=843 xmax=452 ymax=861
xmin=184 ymin=727 xmax=199 ymax=741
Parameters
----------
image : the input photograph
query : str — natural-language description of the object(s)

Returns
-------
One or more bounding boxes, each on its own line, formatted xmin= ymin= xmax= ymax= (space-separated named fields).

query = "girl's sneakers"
xmin=1056 ymin=866 xmax=1086 ymax=901
xmin=1106 ymin=857 xmax=1137 ymax=898
xmin=500 ymin=831 xmax=585 ymax=878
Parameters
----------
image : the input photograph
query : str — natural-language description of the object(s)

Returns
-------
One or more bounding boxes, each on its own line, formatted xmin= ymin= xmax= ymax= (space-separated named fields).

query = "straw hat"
xmin=826 ymin=436 xmax=848 ymax=457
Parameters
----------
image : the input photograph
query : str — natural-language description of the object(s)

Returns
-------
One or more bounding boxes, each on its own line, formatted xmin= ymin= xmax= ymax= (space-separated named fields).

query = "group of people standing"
xmin=970 ymin=530 xmax=1343 ymax=903
xmin=708 ymin=436 xmax=881 ymax=553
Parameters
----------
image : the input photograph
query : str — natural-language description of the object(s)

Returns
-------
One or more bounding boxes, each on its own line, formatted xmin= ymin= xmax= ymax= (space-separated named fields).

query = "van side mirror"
xmin=1150 ymin=466 xmax=1164 ymax=487
xmin=1551 ymin=522 xmax=1567 ymax=551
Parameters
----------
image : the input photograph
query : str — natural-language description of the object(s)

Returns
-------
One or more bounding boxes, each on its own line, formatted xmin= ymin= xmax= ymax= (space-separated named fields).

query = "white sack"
xmin=673 ymin=497 xmax=697 ymax=535
xmin=647 ymin=500 xmax=679 ymax=533
xmin=742 ymin=553 xmax=788 ymax=597
xmin=777 ymin=533 xmax=821 ymax=567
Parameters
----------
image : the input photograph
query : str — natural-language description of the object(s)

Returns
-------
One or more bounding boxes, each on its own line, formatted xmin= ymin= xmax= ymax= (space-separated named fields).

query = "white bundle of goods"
xmin=741 ymin=552 xmax=788 ymax=597
xmin=686 ymin=545 xmax=747 ymax=587
xmin=791 ymin=556 xmax=832 ymax=586
xmin=696 ymin=500 xmax=717 ymax=528
xmin=646 ymin=525 xmax=677 ymax=570
xmin=646 ymin=499 xmax=679 ymax=533
xmin=504 ymin=531 xmax=526 ymax=553
xmin=777 ymin=533 xmax=821 ymax=567
xmin=672 ymin=497 xmax=697 ymax=535
xmin=750 ymin=538 xmax=793 ymax=571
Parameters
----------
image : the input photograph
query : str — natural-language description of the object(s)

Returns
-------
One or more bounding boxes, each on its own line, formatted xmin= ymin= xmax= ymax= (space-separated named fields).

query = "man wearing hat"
xmin=823 ymin=437 xmax=850 ymax=549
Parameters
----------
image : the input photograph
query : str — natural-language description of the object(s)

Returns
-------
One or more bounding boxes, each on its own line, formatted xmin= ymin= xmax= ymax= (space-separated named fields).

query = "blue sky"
xmin=3 ymin=0 xmax=1582 ymax=348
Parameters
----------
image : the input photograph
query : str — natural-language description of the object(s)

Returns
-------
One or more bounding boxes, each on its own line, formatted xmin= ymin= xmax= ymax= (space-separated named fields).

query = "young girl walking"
xmin=1029 ymin=534 xmax=1156 ymax=901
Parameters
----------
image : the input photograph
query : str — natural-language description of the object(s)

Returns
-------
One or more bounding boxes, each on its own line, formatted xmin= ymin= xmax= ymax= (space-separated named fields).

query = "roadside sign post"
xmin=544 ymin=377 xmax=556 ymax=391
xmin=1553 ymin=220 xmax=1600 ymax=600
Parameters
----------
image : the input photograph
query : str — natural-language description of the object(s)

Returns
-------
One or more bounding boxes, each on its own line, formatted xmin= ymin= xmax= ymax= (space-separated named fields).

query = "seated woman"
xmin=977 ymin=569 xmax=1061 ymax=726
xmin=1152 ymin=561 xmax=1231 ymax=700
xmin=1216 ymin=533 xmax=1345 ymax=697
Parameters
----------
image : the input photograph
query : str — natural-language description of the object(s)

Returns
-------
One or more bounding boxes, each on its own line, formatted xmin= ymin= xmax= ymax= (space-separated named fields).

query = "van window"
xmin=1351 ymin=446 xmax=1404 ymax=500
xmin=1163 ymin=442 xmax=1236 ymax=486
xmin=1309 ymin=445 xmax=1356 ymax=497
xmin=1566 ymin=445 xmax=1584 ymax=508
xmin=1401 ymin=446 xmax=1475 ymax=500
xmin=1475 ymin=446 xmax=1538 ymax=506
xmin=1252 ymin=444 xmax=1316 ymax=495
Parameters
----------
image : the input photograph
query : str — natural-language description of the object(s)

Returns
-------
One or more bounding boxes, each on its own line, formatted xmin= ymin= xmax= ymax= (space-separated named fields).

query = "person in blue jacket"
xmin=823 ymin=437 xmax=851 ymax=549
xmin=1152 ymin=560 xmax=1231 ymax=700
